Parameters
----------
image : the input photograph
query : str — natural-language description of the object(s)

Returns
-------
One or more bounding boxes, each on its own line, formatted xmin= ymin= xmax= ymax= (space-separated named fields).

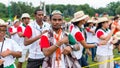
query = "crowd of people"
xmin=0 ymin=8 xmax=120 ymax=68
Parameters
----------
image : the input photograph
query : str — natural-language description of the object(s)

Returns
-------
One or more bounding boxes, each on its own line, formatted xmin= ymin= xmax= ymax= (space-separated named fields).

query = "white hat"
xmin=98 ymin=17 xmax=108 ymax=23
xmin=7 ymin=19 xmax=11 ymax=22
xmin=0 ymin=19 xmax=7 ymax=25
xmin=87 ymin=19 xmax=98 ymax=24
xmin=71 ymin=11 xmax=88 ymax=22
xmin=114 ymin=31 xmax=120 ymax=40
xmin=87 ymin=19 xmax=94 ymax=23
xmin=21 ymin=13 xmax=30 ymax=19
xmin=13 ymin=19 xmax=19 ymax=24
xmin=51 ymin=10 xmax=62 ymax=15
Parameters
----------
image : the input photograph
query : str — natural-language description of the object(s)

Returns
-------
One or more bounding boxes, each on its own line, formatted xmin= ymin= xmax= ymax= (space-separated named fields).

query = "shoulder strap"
xmin=1 ymin=38 xmax=5 ymax=52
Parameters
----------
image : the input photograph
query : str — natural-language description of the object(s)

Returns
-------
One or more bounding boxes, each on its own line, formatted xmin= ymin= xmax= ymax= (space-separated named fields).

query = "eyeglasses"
xmin=52 ymin=18 xmax=62 ymax=21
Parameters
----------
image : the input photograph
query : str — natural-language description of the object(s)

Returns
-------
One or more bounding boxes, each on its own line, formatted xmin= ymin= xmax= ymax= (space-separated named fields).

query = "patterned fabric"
xmin=42 ymin=29 xmax=81 ymax=68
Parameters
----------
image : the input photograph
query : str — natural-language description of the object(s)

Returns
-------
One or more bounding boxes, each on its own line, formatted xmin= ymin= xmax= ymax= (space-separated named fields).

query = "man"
xmin=9 ymin=19 xmax=20 ymax=43
xmin=24 ymin=9 xmax=50 ymax=68
xmin=40 ymin=10 xmax=80 ymax=68
xmin=0 ymin=19 xmax=22 ymax=68
xmin=17 ymin=13 xmax=31 ymax=68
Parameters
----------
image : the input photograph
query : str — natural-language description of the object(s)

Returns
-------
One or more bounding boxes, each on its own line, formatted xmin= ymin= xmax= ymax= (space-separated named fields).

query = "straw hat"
xmin=114 ymin=31 xmax=120 ymax=40
xmin=71 ymin=11 xmax=88 ymax=22
xmin=0 ymin=19 xmax=7 ymax=26
xmin=21 ymin=13 xmax=30 ymax=19
xmin=98 ymin=17 xmax=108 ymax=23
xmin=87 ymin=19 xmax=99 ymax=24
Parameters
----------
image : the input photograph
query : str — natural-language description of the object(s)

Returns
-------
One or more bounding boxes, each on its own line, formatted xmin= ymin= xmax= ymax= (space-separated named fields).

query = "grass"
xmin=14 ymin=49 xmax=120 ymax=68
xmin=85 ymin=49 xmax=120 ymax=68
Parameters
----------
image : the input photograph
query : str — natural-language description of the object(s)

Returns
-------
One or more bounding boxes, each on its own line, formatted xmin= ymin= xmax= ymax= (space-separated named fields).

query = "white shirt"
xmin=96 ymin=29 xmax=113 ymax=56
xmin=10 ymin=26 xmax=20 ymax=43
xmin=26 ymin=21 xmax=50 ymax=59
xmin=0 ymin=38 xmax=22 ymax=67
xmin=70 ymin=26 xmax=84 ymax=59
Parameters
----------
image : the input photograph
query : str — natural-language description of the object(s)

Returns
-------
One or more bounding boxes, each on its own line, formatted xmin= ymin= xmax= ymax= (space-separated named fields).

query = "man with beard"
xmin=40 ymin=10 xmax=80 ymax=68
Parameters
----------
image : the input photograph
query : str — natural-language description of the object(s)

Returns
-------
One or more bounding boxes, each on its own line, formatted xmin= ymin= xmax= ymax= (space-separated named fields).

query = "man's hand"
xmin=62 ymin=46 xmax=72 ymax=55
xmin=0 ymin=49 xmax=12 ymax=58
xmin=0 ymin=59 xmax=4 ymax=65
xmin=61 ymin=36 xmax=69 ymax=44
xmin=42 ymin=30 xmax=48 ymax=34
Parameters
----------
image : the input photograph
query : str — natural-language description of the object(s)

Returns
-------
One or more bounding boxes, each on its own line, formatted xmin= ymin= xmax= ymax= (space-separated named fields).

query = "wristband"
xmin=70 ymin=45 xmax=74 ymax=49
xmin=55 ymin=44 xmax=59 ymax=48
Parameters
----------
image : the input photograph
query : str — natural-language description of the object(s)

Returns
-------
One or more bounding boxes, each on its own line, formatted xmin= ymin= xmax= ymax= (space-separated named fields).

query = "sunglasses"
xmin=52 ymin=18 xmax=62 ymax=21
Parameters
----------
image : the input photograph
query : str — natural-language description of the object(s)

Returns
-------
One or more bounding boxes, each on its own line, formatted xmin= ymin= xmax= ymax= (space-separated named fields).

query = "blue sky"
xmin=0 ymin=0 xmax=119 ymax=8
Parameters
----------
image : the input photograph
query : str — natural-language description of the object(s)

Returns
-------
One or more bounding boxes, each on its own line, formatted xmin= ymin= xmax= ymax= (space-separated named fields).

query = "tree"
xmin=107 ymin=1 xmax=120 ymax=15
xmin=115 ymin=6 xmax=120 ymax=15
xmin=0 ymin=3 xmax=7 ymax=18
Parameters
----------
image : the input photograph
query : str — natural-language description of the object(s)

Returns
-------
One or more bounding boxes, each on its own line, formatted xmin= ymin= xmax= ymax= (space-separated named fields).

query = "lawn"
xmin=15 ymin=49 xmax=120 ymax=68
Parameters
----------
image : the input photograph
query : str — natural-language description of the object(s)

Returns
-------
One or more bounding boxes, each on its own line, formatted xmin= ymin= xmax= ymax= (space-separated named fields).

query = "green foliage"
xmin=0 ymin=1 xmax=120 ymax=21
xmin=107 ymin=1 xmax=120 ymax=15
xmin=115 ymin=6 xmax=120 ymax=15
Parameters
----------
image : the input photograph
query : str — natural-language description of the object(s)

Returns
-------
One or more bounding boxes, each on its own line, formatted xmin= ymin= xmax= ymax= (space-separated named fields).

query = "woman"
xmin=0 ymin=19 xmax=22 ymax=68
xmin=95 ymin=17 xmax=115 ymax=68
xmin=70 ymin=11 xmax=97 ymax=67
xmin=85 ymin=19 xmax=97 ymax=61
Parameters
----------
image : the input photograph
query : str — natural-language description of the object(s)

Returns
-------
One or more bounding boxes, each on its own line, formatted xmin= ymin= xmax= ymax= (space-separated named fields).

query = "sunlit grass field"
xmin=15 ymin=49 xmax=120 ymax=68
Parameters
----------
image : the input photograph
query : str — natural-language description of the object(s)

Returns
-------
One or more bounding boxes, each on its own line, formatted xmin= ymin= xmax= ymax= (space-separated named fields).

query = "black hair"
xmin=95 ymin=22 xmax=104 ymax=33
xmin=72 ymin=21 xmax=79 ymax=26
xmin=49 ymin=14 xmax=63 ymax=20
xmin=34 ymin=9 xmax=43 ymax=15
xmin=113 ymin=16 xmax=119 ymax=20
xmin=49 ymin=14 xmax=53 ymax=20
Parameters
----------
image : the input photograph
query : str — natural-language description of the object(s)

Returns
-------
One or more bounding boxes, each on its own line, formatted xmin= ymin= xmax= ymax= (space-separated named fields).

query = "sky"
xmin=0 ymin=0 xmax=119 ymax=8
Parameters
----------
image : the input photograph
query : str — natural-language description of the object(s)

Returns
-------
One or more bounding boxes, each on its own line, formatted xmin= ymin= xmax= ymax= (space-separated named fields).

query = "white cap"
xmin=21 ymin=13 xmax=30 ymax=19
xmin=13 ymin=19 xmax=19 ymax=24
xmin=51 ymin=10 xmax=62 ymax=15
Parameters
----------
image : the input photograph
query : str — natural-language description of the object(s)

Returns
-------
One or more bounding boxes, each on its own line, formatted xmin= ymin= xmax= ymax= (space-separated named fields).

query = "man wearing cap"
xmin=40 ymin=10 xmax=80 ymax=68
xmin=9 ymin=19 xmax=20 ymax=43
xmin=17 ymin=13 xmax=31 ymax=68
xmin=23 ymin=9 xmax=50 ymax=68
xmin=0 ymin=19 xmax=22 ymax=68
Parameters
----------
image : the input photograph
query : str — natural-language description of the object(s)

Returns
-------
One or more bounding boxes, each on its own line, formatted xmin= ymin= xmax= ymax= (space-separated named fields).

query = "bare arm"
xmin=24 ymin=34 xmax=41 ymax=46
xmin=17 ymin=32 xmax=24 ymax=37
xmin=24 ymin=30 xmax=48 ymax=46
xmin=0 ymin=49 xmax=21 ymax=58
xmin=11 ymin=51 xmax=21 ymax=58
xmin=80 ymin=40 xmax=95 ymax=48
xmin=0 ymin=59 xmax=4 ymax=65
xmin=42 ymin=36 xmax=68 ymax=57
xmin=42 ymin=40 xmax=63 ymax=57
xmin=116 ymin=25 xmax=120 ymax=30
xmin=99 ymin=29 xmax=114 ymax=42
xmin=10 ymin=32 xmax=17 ymax=35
